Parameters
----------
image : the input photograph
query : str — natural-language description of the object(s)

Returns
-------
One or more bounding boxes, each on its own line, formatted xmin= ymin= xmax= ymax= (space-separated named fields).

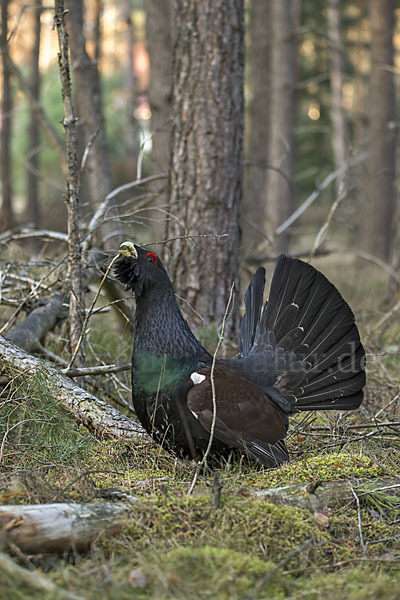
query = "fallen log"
xmin=253 ymin=477 xmax=400 ymax=512
xmin=7 ymin=292 xmax=67 ymax=353
xmin=0 ymin=335 xmax=145 ymax=440
xmin=0 ymin=501 xmax=136 ymax=554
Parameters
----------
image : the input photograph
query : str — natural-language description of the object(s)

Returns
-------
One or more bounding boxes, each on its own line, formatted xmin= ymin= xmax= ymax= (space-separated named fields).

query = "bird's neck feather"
xmin=134 ymin=286 xmax=208 ymax=358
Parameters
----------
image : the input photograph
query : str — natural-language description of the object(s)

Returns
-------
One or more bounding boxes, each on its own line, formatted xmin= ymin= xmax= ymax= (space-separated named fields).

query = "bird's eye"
xmin=145 ymin=252 xmax=159 ymax=267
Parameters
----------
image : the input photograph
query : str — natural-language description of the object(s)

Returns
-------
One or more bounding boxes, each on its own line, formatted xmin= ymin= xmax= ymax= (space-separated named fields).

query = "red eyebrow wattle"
xmin=146 ymin=252 xmax=159 ymax=266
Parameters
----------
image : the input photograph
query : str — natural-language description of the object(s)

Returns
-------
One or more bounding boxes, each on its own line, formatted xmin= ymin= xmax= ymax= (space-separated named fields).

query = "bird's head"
xmin=114 ymin=241 xmax=170 ymax=297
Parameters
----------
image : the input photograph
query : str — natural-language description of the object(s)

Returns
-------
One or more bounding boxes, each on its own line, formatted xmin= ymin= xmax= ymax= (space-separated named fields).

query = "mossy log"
xmin=0 ymin=335 xmax=144 ymax=440
xmin=253 ymin=477 xmax=400 ymax=512
xmin=0 ymin=502 xmax=136 ymax=554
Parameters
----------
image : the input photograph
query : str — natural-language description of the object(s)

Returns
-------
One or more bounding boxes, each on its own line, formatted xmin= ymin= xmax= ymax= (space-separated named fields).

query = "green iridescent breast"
xmin=133 ymin=352 xmax=202 ymax=396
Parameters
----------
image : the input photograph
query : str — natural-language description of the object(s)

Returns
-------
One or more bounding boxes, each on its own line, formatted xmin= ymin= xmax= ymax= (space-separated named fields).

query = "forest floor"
xmin=1 ymin=255 xmax=400 ymax=599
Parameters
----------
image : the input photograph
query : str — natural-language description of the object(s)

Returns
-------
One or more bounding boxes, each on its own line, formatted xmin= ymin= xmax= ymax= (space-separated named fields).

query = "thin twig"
xmin=309 ymin=177 xmax=348 ymax=259
xmin=349 ymin=482 xmax=365 ymax=550
xmin=188 ymin=282 xmax=235 ymax=494
xmin=66 ymin=254 xmax=120 ymax=370
xmin=81 ymin=174 xmax=167 ymax=255
xmin=62 ymin=363 xmax=130 ymax=377
xmin=276 ymin=152 xmax=367 ymax=235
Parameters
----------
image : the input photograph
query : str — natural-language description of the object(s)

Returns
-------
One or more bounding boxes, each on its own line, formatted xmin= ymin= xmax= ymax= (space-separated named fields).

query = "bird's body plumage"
xmin=115 ymin=243 xmax=365 ymax=467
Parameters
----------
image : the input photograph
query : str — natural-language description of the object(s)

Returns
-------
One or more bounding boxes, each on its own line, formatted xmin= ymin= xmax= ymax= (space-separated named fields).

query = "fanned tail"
xmin=247 ymin=255 xmax=366 ymax=412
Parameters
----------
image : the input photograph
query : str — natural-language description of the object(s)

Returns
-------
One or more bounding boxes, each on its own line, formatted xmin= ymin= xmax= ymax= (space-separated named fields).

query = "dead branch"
xmin=275 ymin=152 xmax=367 ymax=235
xmin=0 ymin=335 xmax=145 ymax=440
xmin=0 ymin=501 xmax=135 ymax=554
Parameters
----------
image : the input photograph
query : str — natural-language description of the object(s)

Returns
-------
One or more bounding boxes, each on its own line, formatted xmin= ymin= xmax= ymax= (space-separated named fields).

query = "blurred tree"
xmin=145 ymin=0 xmax=173 ymax=176
xmin=362 ymin=0 xmax=396 ymax=261
xmin=0 ymin=0 xmax=15 ymax=231
xmin=327 ymin=0 xmax=348 ymax=174
xmin=242 ymin=0 xmax=271 ymax=256
xmin=26 ymin=0 xmax=42 ymax=229
xmin=166 ymin=0 xmax=244 ymax=339
xmin=120 ymin=0 xmax=140 ymax=164
xmin=65 ymin=0 xmax=120 ymax=250
xmin=266 ymin=0 xmax=300 ymax=253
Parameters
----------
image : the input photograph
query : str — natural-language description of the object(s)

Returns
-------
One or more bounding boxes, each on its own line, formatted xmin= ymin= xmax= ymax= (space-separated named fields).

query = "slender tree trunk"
xmin=65 ymin=0 xmax=119 ymax=251
xmin=121 ymin=0 xmax=140 ymax=163
xmin=0 ymin=0 xmax=15 ymax=232
xmin=327 ymin=0 xmax=348 ymax=172
xmin=266 ymin=0 xmax=300 ymax=253
xmin=166 ymin=0 xmax=244 ymax=340
xmin=146 ymin=0 xmax=173 ymax=175
xmin=93 ymin=0 xmax=102 ymax=64
xmin=363 ymin=0 xmax=396 ymax=261
xmin=242 ymin=0 xmax=271 ymax=256
xmin=55 ymin=0 xmax=84 ymax=368
xmin=145 ymin=0 xmax=173 ymax=240
xmin=26 ymin=0 xmax=42 ymax=228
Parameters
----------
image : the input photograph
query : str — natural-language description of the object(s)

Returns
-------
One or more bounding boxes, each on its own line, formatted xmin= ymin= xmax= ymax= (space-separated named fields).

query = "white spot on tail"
xmin=191 ymin=372 xmax=206 ymax=385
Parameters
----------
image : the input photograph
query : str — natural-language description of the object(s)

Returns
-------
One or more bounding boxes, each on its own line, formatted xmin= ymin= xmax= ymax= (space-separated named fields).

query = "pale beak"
xmin=119 ymin=241 xmax=138 ymax=259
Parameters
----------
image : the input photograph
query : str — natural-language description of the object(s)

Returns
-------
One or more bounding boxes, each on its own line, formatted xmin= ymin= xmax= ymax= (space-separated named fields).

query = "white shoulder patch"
xmin=191 ymin=372 xmax=206 ymax=385
xmin=190 ymin=409 xmax=199 ymax=420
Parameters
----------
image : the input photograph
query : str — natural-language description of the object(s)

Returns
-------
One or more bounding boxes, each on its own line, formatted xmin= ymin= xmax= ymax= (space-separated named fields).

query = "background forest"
xmin=1 ymin=0 xmax=400 ymax=599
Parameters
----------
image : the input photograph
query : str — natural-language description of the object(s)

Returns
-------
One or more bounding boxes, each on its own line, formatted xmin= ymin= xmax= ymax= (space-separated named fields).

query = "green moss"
xmin=245 ymin=453 xmax=383 ymax=490
xmin=292 ymin=567 xmax=400 ymax=600
xmin=121 ymin=492 xmax=319 ymax=564
xmin=136 ymin=545 xmax=288 ymax=600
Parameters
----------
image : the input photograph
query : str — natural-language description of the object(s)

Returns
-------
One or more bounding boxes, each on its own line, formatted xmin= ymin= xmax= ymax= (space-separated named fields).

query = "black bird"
xmin=114 ymin=242 xmax=365 ymax=468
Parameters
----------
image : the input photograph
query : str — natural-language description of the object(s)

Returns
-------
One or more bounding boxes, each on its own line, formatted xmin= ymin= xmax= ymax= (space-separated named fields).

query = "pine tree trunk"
xmin=363 ymin=0 xmax=396 ymax=261
xmin=0 ymin=0 xmax=14 ymax=232
xmin=26 ymin=0 xmax=42 ymax=229
xmin=242 ymin=0 xmax=271 ymax=256
xmin=266 ymin=0 xmax=300 ymax=253
xmin=166 ymin=0 xmax=244 ymax=340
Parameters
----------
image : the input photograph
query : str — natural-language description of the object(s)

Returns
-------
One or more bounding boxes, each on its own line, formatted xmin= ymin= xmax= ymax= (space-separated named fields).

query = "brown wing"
xmin=186 ymin=365 xmax=288 ymax=466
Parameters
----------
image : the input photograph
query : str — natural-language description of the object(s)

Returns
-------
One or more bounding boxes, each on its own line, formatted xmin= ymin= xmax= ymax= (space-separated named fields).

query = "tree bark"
xmin=363 ymin=0 xmax=396 ymax=261
xmin=266 ymin=0 xmax=300 ymax=253
xmin=0 ymin=502 xmax=134 ymax=554
xmin=0 ymin=0 xmax=15 ymax=232
xmin=327 ymin=0 xmax=348 ymax=173
xmin=166 ymin=0 xmax=244 ymax=340
xmin=0 ymin=335 xmax=145 ymax=440
xmin=26 ymin=0 xmax=42 ymax=229
xmin=242 ymin=0 xmax=271 ymax=256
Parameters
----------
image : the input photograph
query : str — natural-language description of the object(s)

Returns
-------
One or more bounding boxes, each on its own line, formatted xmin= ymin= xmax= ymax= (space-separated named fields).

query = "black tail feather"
xmin=247 ymin=255 xmax=365 ymax=413
xmin=239 ymin=267 xmax=266 ymax=358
